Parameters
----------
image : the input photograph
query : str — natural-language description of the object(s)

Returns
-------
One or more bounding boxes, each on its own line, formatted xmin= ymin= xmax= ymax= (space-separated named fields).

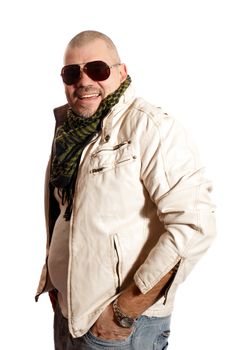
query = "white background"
xmin=0 ymin=0 xmax=232 ymax=349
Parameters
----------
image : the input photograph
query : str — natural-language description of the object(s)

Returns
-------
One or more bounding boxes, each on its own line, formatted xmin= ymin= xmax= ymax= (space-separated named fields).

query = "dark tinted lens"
xmin=85 ymin=61 xmax=110 ymax=81
xmin=61 ymin=65 xmax=80 ymax=85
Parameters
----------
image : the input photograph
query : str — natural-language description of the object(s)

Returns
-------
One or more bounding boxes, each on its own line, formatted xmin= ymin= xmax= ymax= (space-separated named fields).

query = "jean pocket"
xmin=154 ymin=328 xmax=170 ymax=350
xmin=84 ymin=329 xmax=134 ymax=348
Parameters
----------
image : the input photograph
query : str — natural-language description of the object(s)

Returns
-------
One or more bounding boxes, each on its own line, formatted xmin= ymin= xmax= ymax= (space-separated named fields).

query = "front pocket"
xmin=163 ymin=259 xmax=182 ymax=305
xmin=90 ymin=140 xmax=136 ymax=175
xmin=92 ymin=140 xmax=132 ymax=157
xmin=90 ymin=155 xmax=136 ymax=174
xmin=110 ymin=234 xmax=122 ymax=293
xmin=85 ymin=328 xmax=134 ymax=347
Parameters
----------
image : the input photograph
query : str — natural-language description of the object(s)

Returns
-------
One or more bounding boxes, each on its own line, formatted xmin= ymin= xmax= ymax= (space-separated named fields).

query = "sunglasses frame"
xmin=61 ymin=60 xmax=121 ymax=85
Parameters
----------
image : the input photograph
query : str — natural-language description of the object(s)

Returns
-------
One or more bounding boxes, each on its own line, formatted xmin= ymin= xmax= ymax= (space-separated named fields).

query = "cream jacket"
xmin=36 ymin=85 xmax=216 ymax=338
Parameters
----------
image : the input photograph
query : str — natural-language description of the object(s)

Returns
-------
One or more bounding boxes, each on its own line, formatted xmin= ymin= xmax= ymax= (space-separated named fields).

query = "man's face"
xmin=63 ymin=39 xmax=127 ymax=118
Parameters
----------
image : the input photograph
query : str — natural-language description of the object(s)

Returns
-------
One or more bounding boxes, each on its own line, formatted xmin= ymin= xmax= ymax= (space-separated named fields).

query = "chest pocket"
xmin=90 ymin=140 xmax=136 ymax=174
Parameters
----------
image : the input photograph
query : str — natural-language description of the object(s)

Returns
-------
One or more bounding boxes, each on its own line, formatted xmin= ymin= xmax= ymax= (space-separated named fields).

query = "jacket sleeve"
xmin=134 ymin=112 xmax=216 ymax=294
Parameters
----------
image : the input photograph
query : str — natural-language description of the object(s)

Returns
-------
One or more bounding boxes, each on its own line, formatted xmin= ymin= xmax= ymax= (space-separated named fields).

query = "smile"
xmin=78 ymin=93 xmax=100 ymax=99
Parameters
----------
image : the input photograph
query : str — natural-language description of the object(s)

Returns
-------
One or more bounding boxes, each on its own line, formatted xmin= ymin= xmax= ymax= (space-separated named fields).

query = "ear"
xmin=119 ymin=63 xmax=128 ymax=82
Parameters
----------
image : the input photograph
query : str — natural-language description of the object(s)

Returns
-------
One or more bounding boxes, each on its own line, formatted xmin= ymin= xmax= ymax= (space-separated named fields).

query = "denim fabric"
xmin=54 ymin=304 xmax=171 ymax=350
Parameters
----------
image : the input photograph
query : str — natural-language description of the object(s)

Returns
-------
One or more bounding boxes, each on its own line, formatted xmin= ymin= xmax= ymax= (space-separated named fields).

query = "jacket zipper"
xmin=113 ymin=234 xmax=121 ymax=292
xmin=90 ymin=155 xmax=136 ymax=174
xmin=92 ymin=140 xmax=131 ymax=157
xmin=163 ymin=260 xmax=181 ymax=305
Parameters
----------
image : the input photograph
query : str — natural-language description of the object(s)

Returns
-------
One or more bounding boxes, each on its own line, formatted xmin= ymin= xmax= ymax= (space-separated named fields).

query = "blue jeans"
xmin=54 ymin=304 xmax=171 ymax=350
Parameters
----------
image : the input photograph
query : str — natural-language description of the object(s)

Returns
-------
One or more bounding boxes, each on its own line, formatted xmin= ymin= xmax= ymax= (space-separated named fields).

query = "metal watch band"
xmin=112 ymin=298 xmax=136 ymax=328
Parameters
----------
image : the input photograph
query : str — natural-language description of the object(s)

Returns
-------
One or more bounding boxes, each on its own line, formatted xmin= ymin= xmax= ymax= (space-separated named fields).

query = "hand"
xmin=90 ymin=303 xmax=133 ymax=340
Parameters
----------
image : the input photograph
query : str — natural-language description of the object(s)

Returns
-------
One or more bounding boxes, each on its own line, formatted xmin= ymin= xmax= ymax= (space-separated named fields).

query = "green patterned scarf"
xmin=50 ymin=75 xmax=131 ymax=220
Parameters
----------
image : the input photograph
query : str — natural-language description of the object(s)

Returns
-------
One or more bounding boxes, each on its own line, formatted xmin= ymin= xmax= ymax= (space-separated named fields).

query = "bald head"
xmin=62 ymin=30 xmax=128 ymax=118
xmin=67 ymin=30 xmax=121 ymax=63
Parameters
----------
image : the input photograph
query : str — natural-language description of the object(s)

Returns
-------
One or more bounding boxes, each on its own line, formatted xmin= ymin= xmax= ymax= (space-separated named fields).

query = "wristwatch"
xmin=112 ymin=298 xmax=136 ymax=328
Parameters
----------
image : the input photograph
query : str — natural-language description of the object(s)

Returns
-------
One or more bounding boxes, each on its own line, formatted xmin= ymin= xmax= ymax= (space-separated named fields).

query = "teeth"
xmin=81 ymin=94 xmax=99 ymax=98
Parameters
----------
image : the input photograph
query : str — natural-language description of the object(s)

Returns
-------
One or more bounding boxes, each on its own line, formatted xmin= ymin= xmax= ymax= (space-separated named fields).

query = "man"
xmin=36 ymin=30 xmax=216 ymax=349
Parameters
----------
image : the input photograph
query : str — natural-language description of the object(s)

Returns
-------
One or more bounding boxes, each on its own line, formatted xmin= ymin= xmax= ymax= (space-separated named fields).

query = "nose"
xmin=76 ymin=68 xmax=94 ymax=86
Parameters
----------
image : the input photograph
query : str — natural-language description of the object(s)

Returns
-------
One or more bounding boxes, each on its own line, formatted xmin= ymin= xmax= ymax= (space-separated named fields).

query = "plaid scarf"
xmin=50 ymin=75 xmax=131 ymax=220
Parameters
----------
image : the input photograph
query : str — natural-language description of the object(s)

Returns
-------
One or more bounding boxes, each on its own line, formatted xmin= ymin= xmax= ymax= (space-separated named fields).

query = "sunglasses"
xmin=61 ymin=60 xmax=120 ymax=85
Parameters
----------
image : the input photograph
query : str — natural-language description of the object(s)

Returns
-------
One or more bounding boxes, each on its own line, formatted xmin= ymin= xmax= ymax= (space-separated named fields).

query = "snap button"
xmin=105 ymin=134 xmax=110 ymax=142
